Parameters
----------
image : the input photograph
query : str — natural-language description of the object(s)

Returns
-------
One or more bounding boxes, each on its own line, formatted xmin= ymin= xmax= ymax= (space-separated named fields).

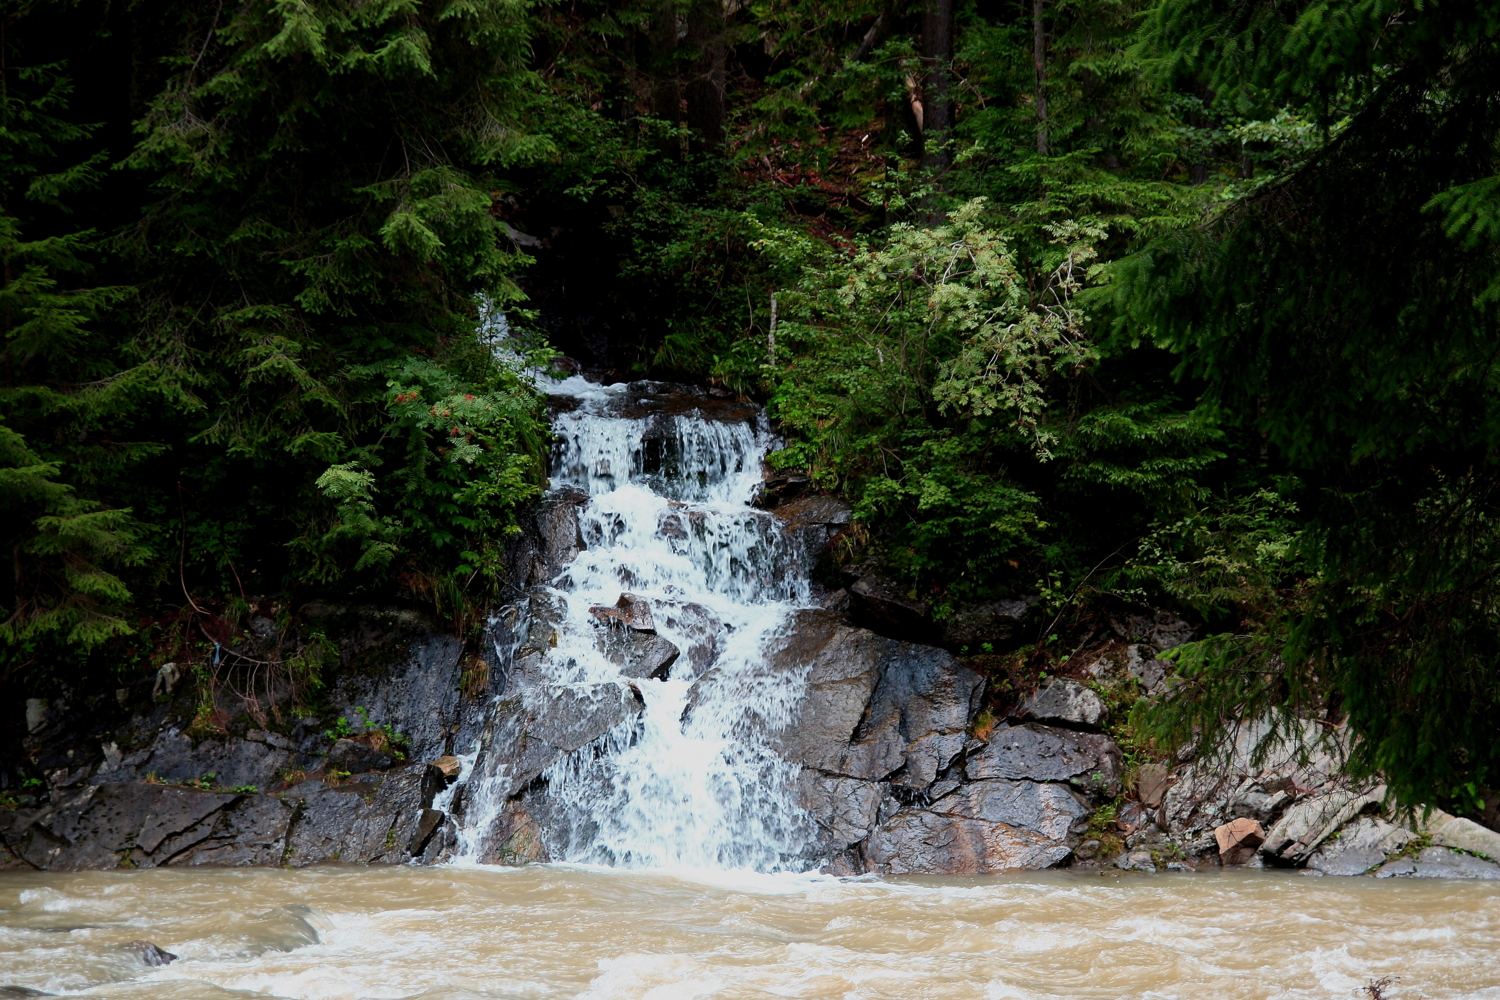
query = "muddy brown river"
xmin=2 ymin=864 xmax=1496 ymax=999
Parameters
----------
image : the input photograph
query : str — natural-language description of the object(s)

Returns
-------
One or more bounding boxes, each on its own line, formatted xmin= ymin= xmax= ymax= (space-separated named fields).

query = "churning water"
xmin=2 ymin=864 xmax=1497 ymax=999
xmin=455 ymin=377 xmax=818 ymax=870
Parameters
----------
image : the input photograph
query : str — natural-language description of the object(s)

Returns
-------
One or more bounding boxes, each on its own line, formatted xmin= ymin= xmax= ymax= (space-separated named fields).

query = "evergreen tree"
xmin=1124 ymin=0 xmax=1500 ymax=808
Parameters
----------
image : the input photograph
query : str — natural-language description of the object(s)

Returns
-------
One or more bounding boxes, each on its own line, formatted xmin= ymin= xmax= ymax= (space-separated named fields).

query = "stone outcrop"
xmin=1020 ymin=677 xmax=1109 ymax=730
xmin=714 ymin=609 xmax=1121 ymax=874
xmin=865 ymin=779 xmax=1088 ymax=874
xmin=1106 ymin=707 xmax=1500 ymax=877
xmin=3 ymin=599 xmax=486 ymax=872
xmin=1375 ymin=846 xmax=1500 ymax=880
xmin=47 ymin=382 xmax=1500 ymax=883
xmin=757 ymin=610 xmax=982 ymax=789
xmin=0 ymin=762 xmax=446 ymax=870
xmin=481 ymin=683 xmax=645 ymax=798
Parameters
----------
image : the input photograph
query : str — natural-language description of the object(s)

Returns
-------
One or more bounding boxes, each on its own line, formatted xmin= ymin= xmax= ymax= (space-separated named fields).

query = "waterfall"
xmin=456 ymin=376 xmax=818 ymax=871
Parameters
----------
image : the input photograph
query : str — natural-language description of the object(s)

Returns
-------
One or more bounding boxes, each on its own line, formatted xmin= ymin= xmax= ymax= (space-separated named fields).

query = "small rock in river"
xmin=1116 ymin=850 xmax=1157 ymax=873
xmin=126 ymin=940 xmax=177 ymax=966
xmin=588 ymin=593 xmax=656 ymax=632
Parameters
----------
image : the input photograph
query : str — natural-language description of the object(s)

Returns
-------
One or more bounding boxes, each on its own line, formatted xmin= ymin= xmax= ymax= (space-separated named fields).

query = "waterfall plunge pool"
xmin=2 ymin=863 xmax=1496 ymax=999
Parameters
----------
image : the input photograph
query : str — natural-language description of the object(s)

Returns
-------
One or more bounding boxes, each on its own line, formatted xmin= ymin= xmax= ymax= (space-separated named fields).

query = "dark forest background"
xmin=4 ymin=0 xmax=1500 ymax=816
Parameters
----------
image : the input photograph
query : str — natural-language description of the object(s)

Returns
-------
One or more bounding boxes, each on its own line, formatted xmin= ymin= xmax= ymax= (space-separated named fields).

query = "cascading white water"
xmin=458 ymin=377 xmax=818 ymax=871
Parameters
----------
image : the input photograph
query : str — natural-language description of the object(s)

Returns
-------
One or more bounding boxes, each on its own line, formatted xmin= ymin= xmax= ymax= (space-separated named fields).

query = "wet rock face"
xmin=0 ymin=764 xmax=447 ymax=871
xmin=483 ymin=684 xmax=646 ymax=798
xmin=967 ymin=723 xmax=1123 ymax=798
xmin=501 ymin=485 xmax=588 ymax=594
xmin=759 ymin=610 xmax=982 ymax=788
xmin=741 ymin=610 xmax=1121 ymax=874
xmin=593 ymin=624 xmax=680 ymax=679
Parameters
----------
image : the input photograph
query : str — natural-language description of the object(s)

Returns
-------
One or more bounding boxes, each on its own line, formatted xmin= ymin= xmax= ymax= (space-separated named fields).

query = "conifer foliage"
xmin=3 ymin=0 xmax=1500 ymax=815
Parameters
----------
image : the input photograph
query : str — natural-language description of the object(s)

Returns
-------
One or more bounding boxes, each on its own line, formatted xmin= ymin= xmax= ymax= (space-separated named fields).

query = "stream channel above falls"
xmin=4 ymin=377 xmax=1498 ymax=998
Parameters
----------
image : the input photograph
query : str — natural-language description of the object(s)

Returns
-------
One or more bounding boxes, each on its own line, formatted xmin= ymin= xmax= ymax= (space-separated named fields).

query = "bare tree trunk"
xmin=919 ymin=0 xmax=953 ymax=222
xmin=649 ymin=0 xmax=681 ymax=153
xmin=684 ymin=0 xmax=725 ymax=154
xmin=1033 ymin=0 xmax=1049 ymax=156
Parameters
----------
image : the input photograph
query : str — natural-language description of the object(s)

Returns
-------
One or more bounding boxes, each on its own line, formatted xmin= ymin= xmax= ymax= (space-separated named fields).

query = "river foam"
xmin=0 ymin=864 xmax=1496 ymax=999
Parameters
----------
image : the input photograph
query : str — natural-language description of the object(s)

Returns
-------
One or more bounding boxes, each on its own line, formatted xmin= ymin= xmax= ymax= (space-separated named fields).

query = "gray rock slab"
xmin=965 ymin=724 xmax=1122 ymax=797
xmin=1424 ymin=812 xmax=1500 ymax=862
xmin=931 ymin=779 xmax=1090 ymax=842
xmin=594 ymin=626 xmax=679 ymax=679
xmin=502 ymin=486 xmax=586 ymax=590
xmin=757 ymin=610 xmax=981 ymax=789
xmin=327 ymin=631 xmax=465 ymax=764
xmin=796 ymin=771 xmax=885 ymax=854
xmin=1307 ymin=846 xmax=1386 ymax=876
xmin=326 ymin=739 xmax=393 ymax=776
xmin=863 ymin=810 xmax=1071 ymax=874
xmin=1411 ymin=846 xmax=1500 ymax=879
xmin=282 ymin=763 xmax=439 ymax=866
xmin=0 ymin=783 xmax=240 ymax=870
xmin=487 ymin=683 xmax=645 ymax=795
xmin=772 ymin=494 xmax=853 ymax=527
xmin=1262 ymin=784 xmax=1385 ymax=862
xmin=111 ymin=728 xmax=291 ymax=791
xmin=1376 ymin=846 xmax=1500 ymax=879
xmin=1021 ymin=677 xmax=1108 ymax=730
xmin=169 ymin=795 xmax=297 ymax=867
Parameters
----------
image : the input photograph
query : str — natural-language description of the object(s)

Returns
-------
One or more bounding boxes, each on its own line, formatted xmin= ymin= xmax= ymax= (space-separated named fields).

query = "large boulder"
xmin=863 ymin=779 xmax=1087 ymax=875
xmin=755 ymin=610 xmax=983 ymax=789
xmin=1376 ymin=846 xmax=1500 ymax=880
xmin=479 ymin=683 xmax=646 ymax=798
xmin=1423 ymin=810 xmax=1500 ymax=862
xmin=965 ymin=723 xmax=1122 ymax=798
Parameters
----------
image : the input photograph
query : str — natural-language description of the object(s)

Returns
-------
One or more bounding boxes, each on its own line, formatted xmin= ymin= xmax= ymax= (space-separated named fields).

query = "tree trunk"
xmin=649 ymin=0 xmax=681 ymax=151
xmin=684 ymin=0 xmax=725 ymax=154
xmin=919 ymin=0 xmax=953 ymax=221
xmin=1033 ymin=0 xmax=1049 ymax=156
